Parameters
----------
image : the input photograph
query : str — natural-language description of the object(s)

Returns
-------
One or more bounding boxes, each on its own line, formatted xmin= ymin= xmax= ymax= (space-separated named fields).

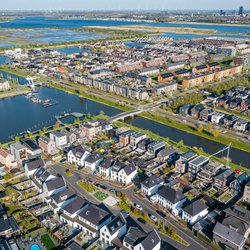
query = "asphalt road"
xmin=50 ymin=163 xmax=213 ymax=250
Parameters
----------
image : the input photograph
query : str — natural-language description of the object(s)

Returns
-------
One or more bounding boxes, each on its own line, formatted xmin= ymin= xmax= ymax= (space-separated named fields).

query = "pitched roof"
xmin=26 ymin=158 xmax=45 ymax=171
xmin=122 ymin=163 xmax=137 ymax=176
xmin=78 ymin=204 xmax=111 ymax=226
xmin=157 ymin=186 xmax=186 ymax=204
xmin=70 ymin=145 xmax=88 ymax=159
xmin=106 ymin=216 xmax=125 ymax=235
xmin=62 ymin=196 xmax=88 ymax=215
xmin=141 ymin=175 xmax=163 ymax=188
xmin=85 ymin=152 xmax=103 ymax=164
xmin=51 ymin=188 xmax=76 ymax=204
xmin=213 ymin=222 xmax=245 ymax=247
xmin=140 ymin=229 xmax=161 ymax=250
xmin=0 ymin=148 xmax=11 ymax=158
xmin=100 ymin=158 xmax=114 ymax=169
xmin=45 ymin=176 xmax=66 ymax=192
xmin=183 ymin=199 xmax=207 ymax=216
xmin=124 ymin=227 xmax=147 ymax=246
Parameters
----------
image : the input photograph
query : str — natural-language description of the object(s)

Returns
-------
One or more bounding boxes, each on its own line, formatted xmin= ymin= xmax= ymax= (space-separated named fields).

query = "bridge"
xmin=26 ymin=76 xmax=45 ymax=88
xmin=108 ymin=102 xmax=162 ymax=122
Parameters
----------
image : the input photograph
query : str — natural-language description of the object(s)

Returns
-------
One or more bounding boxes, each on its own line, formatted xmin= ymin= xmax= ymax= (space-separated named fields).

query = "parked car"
xmin=150 ymin=195 xmax=157 ymax=203
xmin=156 ymin=210 xmax=166 ymax=217
xmin=150 ymin=214 xmax=157 ymax=223
xmin=121 ymin=210 xmax=129 ymax=215
xmin=137 ymin=218 xmax=146 ymax=224
xmin=109 ymin=189 xmax=116 ymax=193
xmin=135 ymin=204 xmax=143 ymax=211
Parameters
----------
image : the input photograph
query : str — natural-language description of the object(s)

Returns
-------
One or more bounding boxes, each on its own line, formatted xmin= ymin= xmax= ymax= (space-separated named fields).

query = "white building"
xmin=141 ymin=175 xmax=164 ymax=196
xmin=24 ymin=158 xmax=45 ymax=177
xmin=50 ymin=131 xmax=67 ymax=149
xmin=84 ymin=152 xmax=103 ymax=172
xmin=156 ymin=186 xmax=186 ymax=211
xmin=182 ymin=199 xmax=208 ymax=225
xmin=211 ymin=112 xmax=225 ymax=124
xmin=118 ymin=163 xmax=137 ymax=185
xmin=43 ymin=176 xmax=67 ymax=197
xmin=67 ymin=145 xmax=90 ymax=168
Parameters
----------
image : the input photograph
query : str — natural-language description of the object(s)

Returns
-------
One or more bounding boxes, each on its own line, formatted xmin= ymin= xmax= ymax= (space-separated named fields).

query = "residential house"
xmin=190 ymin=104 xmax=205 ymax=119
xmin=141 ymin=174 xmax=164 ymax=196
xmin=75 ymin=204 xmax=112 ymax=238
xmin=182 ymin=199 xmax=208 ymax=225
xmin=99 ymin=158 xmax=114 ymax=177
xmin=100 ymin=216 xmax=127 ymax=248
xmin=123 ymin=228 xmax=161 ymax=250
xmin=158 ymin=72 xmax=174 ymax=83
xmin=188 ymin=155 xmax=209 ymax=180
xmin=179 ymin=104 xmax=193 ymax=117
xmin=0 ymin=215 xmax=20 ymax=238
xmin=243 ymin=180 xmax=250 ymax=203
xmin=10 ymin=142 xmax=27 ymax=163
xmin=84 ymin=152 xmax=103 ymax=172
xmin=24 ymin=158 xmax=45 ymax=177
xmin=147 ymin=140 xmax=165 ymax=158
xmin=211 ymin=112 xmax=225 ymax=125
xmin=50 ymin=131 xmax=67 ymax=149
xmin=60 ymin=196 xmax=89 ymax=227
xmin=80 ymin=121 xmax=102 ymax=140
xmin=137 ymin=138 xmax=153 ymax=152
xmin=38 ymin=136 xmax=57 ymax=155
xmin=233 ymin=119 xmax=248 ymax=133
xmin=230 ymin=172 xmax=249 ymax=196
xmin=130 ymin=132 xmax=147 ymax=148
xmin=157 ymin=146 xmax=178 ymax=163
xmin=22 ymin=139 xmax=42 ymax=158
xmin=110 ymin=161 xmax=126 ymax=182
xmin=119 ymin=130 xmax=134 ymax=148
xmin=223 ymin=115 xmax=238 ymax=128
xmin=118 ymin=163 xmax=137 ymax=185
xmin=43 ymin=176 xmax=67 ymax=197
xmin=0 ymin=148 xmax=16 ymax=168
xmin=175 ymin=151 xmax=197 ymax=174
xmin=199 ymin=108 xmax=214 ymax=122
xmin=49 ymin=188 xmax=77 ymax=213
xmin=213 ymin=206 xmax=250 ymax=250
xmin=213 ymin=169 xmax=235 ymax=194
xmin=67 ymin=145 xmax=91 ymax=168
xmin=156 ymin=186 xmax=186 ymax=211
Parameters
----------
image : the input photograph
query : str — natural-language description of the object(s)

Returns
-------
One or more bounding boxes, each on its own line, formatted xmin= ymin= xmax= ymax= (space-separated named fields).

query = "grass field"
xmin=41 ymin=234 xmax=56 ymax=250
xmin=94 ymin=191 xmax=108 ymax=201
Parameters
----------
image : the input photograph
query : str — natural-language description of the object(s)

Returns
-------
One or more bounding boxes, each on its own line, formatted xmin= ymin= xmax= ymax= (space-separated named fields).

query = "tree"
xmin=197 ymin=125 xmax=203 ymax=133
xmin=206 ymin=123 xmax=213 ymax=132
xmin=212 ymin=129 xmax=220 ymax=137
xmin=14 ymin=136 xmax=20 ymax=142
xmin=99 ymin=110 xmax=105 ymax=116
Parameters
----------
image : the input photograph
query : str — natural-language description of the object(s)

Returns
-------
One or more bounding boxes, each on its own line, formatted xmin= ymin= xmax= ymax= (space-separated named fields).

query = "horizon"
xmin=1 ymin=0 xmax=250 ymax=11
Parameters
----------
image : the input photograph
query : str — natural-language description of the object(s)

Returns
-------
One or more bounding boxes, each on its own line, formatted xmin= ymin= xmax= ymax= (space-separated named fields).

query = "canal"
xmin=0 ymin=70 xmax=249 ymax=168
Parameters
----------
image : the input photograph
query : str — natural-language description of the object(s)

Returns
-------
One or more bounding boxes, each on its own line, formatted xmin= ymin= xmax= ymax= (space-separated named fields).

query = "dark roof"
xmin=140 ymin=230 xmax=161 ymax=250
xmin=22 ymin=139 xmax=41 ymax=151
xmin=67 ymin=241 xmax=83 ymax=250
xmin=106 ymin=216 xmax=125 ymax=235
xmin=157 ymin=186 xmax=186 ymax=204
xmin=70 ymin=145 xmax=88 ymax=159
xmin=215 ymin=169 xmax=234 ymax=181
xmin=213 ymin=222 xmax=245 ymax=247
xmin=141 ymin=175 xmax=163 ymax=188
xmin=45 ymin=176 xmax=66 ymax=192
xmin=122 ymin=163 xmax=137 ymax=176
xmin=85 ymin=152 xmax=103 ymax=164
xmin=183 ymin=199 xmax=207 ymax=216
xmin=78 ymin=204 xmax=111 ymax=226
xmin=51 ymin=188 xmax=76 ymax=204
xmin=26 ymin=158 xmax=45 ymax=171
xmin=62 ymin=196 xmax=88 ymax=215
xmin=124 ymin=227 xmax=147 ymax=246
xmin=100 ymin=158 xmax=114 ymax=169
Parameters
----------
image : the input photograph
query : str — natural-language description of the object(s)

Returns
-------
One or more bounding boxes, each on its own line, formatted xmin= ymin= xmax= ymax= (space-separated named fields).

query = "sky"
xmin=1 ymin=0 xmax=250 ymax=11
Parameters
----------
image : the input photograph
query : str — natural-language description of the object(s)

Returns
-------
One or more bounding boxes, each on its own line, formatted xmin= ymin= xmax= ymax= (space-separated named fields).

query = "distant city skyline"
xmin=1 ymin=0 xmax=250 ymax=11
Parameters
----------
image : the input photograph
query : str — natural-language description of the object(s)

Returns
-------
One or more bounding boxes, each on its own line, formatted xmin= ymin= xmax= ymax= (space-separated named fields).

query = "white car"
xmin=150 ymin=195 xmax=157 ymax=203
xmin=150 ymin=214 xmax=157 ymax=223
xmin=136 ymin=204 xmax=143 ymax=211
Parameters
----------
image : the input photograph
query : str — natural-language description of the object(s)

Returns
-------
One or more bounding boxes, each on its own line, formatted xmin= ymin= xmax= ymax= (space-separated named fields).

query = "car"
xmin=137 ymin=218 xmax=146 ymax=224
xmin=121 ymin=210 xmax=129 ymax=215
xmin=109 ymin=189 xmax=116 ymax=193
xmin=150 ymin=214 xmax=157 ymax=223
xmin=100 ymin=185 xmax=107 ymax=190
xmin=60 ymin=158 xmax=66 ymax=163
xmin=135 ymin=204 xmax=143 ymax=211
xmin=156 ymin=210 xmax=166 ymax=218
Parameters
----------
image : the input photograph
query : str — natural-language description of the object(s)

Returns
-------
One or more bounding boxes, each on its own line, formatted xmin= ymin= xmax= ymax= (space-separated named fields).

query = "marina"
xmin=25 ymin=92 xmax=58 ymax=107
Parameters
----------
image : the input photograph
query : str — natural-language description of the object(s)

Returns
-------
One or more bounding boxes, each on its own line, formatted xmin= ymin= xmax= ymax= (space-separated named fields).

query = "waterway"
xmin=0 ymin=83 xmax=249 ymax=167
xmin=1 ymin=17 xmax=250 ymax=35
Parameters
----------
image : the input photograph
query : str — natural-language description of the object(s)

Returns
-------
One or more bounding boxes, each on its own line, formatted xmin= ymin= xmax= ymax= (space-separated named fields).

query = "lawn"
xmin=77 ymin=180 xmax=97 ymax=193
xmin=219 ymin=192 xmax=233 ymax=203
xmin=41 ymin=234 xmax=56 ymax=250
xmin=94 ymin=191 xmax=108 ymax=201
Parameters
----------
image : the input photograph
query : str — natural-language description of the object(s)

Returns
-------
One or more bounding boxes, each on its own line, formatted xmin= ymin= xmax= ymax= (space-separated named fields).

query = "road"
xmin=50 ymin=163 xmax=213 ymax=250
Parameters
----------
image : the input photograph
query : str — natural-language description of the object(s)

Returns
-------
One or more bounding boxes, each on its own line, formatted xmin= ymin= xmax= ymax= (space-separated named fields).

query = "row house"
xmin=24 ymin=157 xmax=46 ymax=177
xmin=0 ymin=148 xmax=17 ymax=168
xmin=175 ymin=151 xmax=197 ymax=174
xmin=157 ymin=72 xmax=174 ymax=83
xmin=80 ymin=120 xmax=102 ymax=140
xmin=130 ymin=132 xmax=147 ymax=148
xmin=99 ymin=158 xmax=115 ymax=177
xmin=138 ymin=67 xmax=159 ymax=76
xmin=43 ymin=176 xmax=67 ymax=197
xmin=141 ymin=174 xmax=164 ymax=196
xmin=190 ymin=104 xmax=205 ymax=119
xmin=156 ymin=186 xmax=187 ymax=212
xmin=10 ymin=142 xmax=27 ymax=163
xmin=137 ymin=138 xmax=153 ymax=152
xmin=119 ymin=130 xmax=134 ymax=148
xmin=153 ymin=83 xmax=178 ymax=96
xmin=38 ymin=136 xmax=57 ymax=155
xmin=188 ymin=155 xmax=209 ymax=180
xmin=146 ymin=140 xmax=165 ymax=158
xmin=67 ymin=145 xmax=91 ymax=168
xmin=166 ymin=62 xmax=185 ymax=71
xmin=233 ymin=119 xmax=249 ymax=133
xmin=182 ymin=199 xmax=208 ymax=225
xmin=84 ymin=152 xmax=103 ymax=172
xmin=50 ymin=131 xmax=67 ymax=149
xmin=213 ymin=169 xmax=235 ymax=194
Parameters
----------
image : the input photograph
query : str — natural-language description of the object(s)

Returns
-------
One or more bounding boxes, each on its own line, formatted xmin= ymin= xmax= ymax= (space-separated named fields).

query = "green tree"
xmin=206 ymin=123 xmax=213 ymax=132
xmin=197 ymin=125 xmax=203 ymax=133
xmin=212 ymin=129 xmax=220 ymax=137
